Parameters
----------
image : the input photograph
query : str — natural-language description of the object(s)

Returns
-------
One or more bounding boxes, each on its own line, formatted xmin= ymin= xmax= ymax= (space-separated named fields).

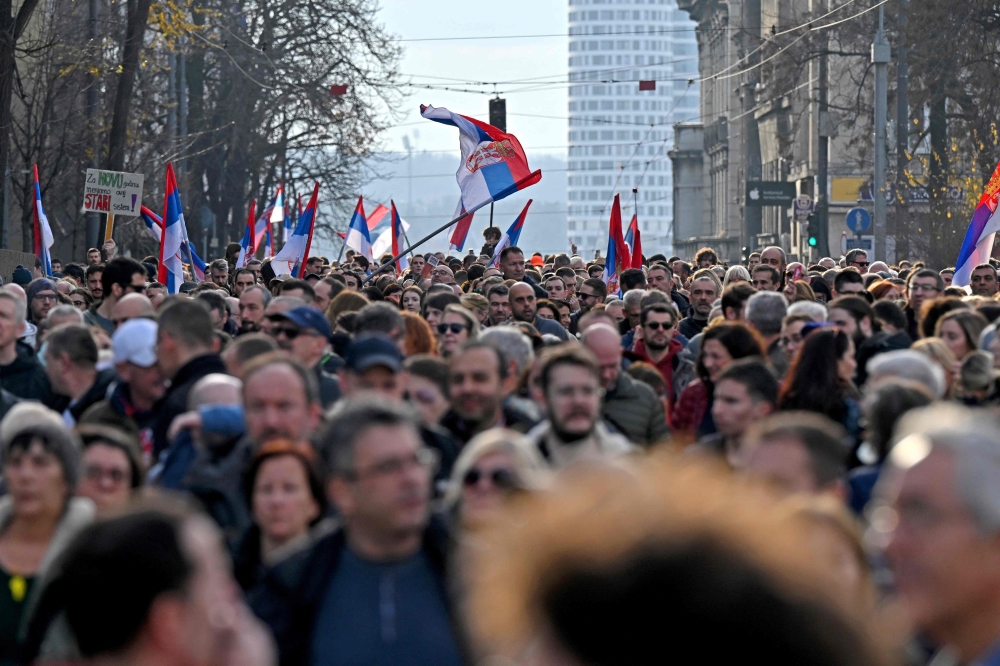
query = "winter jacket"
xmin=314 ymin=365 xmax=341 ymax=409
xmin=601 ymin=371 xmax=669 ymax=446
xmin=439 ymin=398 xmax=539 ymax=446
xmin=630 ymin=337 xmax=687 ymax=407
xmin=151 ymin=353 xmax=229 ymax=457
xmin=532 ymin=316 xmax=571 ymax=341
xmin=248 ymin=516 xmax=457 ymax=666
xmin=671 ymin=379 xmax=713 ymax=437
xmin=523 ymin=419 xmax=633 ymax=469
xmin=0 ymin=343 xmax=51 ymax=404
xmin=79 ymin=381 xmax=160 ymax=460
xmin=65 ymin=369 xmax=116 ymax=425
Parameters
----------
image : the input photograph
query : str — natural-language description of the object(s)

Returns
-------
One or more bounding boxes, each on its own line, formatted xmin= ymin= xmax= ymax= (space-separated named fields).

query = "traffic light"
xmin=489 ymin=97 xmax=506 ymax=132
xmin=806 ymin=215 xmax=819 ymax=247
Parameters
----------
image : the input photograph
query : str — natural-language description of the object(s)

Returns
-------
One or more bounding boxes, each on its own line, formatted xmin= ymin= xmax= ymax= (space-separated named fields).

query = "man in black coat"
xmin=151 ymin=299 xmax=229 ymax=457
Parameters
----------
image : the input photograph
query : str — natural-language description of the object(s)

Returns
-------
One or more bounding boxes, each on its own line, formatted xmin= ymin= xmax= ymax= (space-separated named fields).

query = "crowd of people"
xmin=0 ymin=235 xmax=992 ymax=665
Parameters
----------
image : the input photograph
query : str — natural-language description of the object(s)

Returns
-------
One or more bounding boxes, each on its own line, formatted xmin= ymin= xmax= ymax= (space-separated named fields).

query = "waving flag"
xmin=235 ymin=201 xmax=257 ymax=268
xmin=625 ymin=214 xmax=643 ymax=268
xmin=141 ymin=206 xmax=206 ymax=280
xmin=420 ymin=104 xmax=541 ymax=216
xmin=489 ymin=199 xmax=534 ymax=268
xmin=955 ymin=162 xmax=1000 ymax=286
xmin=255 ymin=186 xmax=282 ymax=251
xmin=372 ymin=207 xmax=410 ymax=260
xmin=272 ymin=182 xmax=319 ymax=277
xmin=367 ymin=204 xmax=390 ymax=231
xmin=158 ymin=163 xmax=191 ymax=293
xmin=345 ymin=196 xmax=373 ymax=260
xmin=447 ymin=200 xmax=475 ymax=251
xmin=31 ymin=165 xmax=53 ymax=276
xmin=602 ymin=195 xmax=629 ymax=295
xmin=390 ymin=201 xmax=409 ymax=271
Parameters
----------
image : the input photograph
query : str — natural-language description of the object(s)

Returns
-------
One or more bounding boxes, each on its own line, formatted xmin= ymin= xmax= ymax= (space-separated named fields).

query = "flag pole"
xmin=364 ymin=169 xmax=541 ymax=285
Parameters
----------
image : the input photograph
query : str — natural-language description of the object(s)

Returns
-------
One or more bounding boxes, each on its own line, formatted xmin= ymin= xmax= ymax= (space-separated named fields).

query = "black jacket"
xmin=67 ymin=369 xmax=117 ymax=423
xmin=0 ymin=342 xmax=52 ymax=404
xmin=314 ymin=365 xmax=341 ymax=409
xmin=248 ymin=517 xmax=455 ymax=666
xmin=152 ymin=353 xmax=229 ymax=457
xmin=439 ymin=399 xmax=539 ymax=446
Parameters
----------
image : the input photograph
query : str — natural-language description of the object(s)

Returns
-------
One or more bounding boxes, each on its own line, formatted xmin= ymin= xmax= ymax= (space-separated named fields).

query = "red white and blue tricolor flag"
xmin=602 ymin=194 xmax=630 ymax=295
xmin=141 ymin=205 xmax=205 ymax=281
xmin=419 ymin=104 xmax=541 ymax=217
xmin=372 ymin=204 xmax=410 ymax=260
xmin=366 ymin=204 xmax=390 ymax=231
xmin=390 ymin=201 xmax=409 ymax=272
xmin=272 ymin=182 xmax=319 ymax=277
xmin=235 ymin=201 xmax=257 ymax=268
xmin=158 ymin=163 xmax=194 ymax=293
xmin=344 ymin=195 xmax=373 ymax=260
xmin=448 ymin=200 xmax=474 ymax=251
xmin=489 ymin=199 xmax=533 ymax=268
xmin=32 ymin=165 xmax=53 ymax=276
xmin=255 ymin=186 xmax=282 ymax=252
xmin=955 ymin=161 xmax=1000 ymax=286
xmin=625 ymin=213 xmax=643 ymax=268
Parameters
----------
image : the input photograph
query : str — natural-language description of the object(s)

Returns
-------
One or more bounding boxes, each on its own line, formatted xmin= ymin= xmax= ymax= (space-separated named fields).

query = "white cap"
xmin=112 ymin=318 xmax=158 ymax=368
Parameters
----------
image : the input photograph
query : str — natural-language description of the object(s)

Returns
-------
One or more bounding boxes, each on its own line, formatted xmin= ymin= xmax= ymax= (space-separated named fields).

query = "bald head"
xmin=188 ymin=373 xmax=243 ymax=410
xmin=112 ymin=293 xmax=154 ymax=327
xmin=509 ymin=282 xmax=537 ymax=323
xmin=582 ymin=323 xmax=622 ymax=390
xmin=2 ymin=284 xmax=26 ymax=305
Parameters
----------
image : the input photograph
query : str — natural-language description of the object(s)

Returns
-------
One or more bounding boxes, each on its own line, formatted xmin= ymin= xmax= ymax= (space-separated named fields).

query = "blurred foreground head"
xmin=464 ymin=457 xmax=889 ymax=665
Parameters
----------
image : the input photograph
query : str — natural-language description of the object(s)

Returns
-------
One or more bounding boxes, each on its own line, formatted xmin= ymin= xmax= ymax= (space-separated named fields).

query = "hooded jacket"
xmin=630 ymin=337 xmax=687 ymax=407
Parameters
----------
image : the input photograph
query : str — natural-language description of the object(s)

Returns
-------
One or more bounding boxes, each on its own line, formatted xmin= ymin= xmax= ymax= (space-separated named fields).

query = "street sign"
xmin=746 ymin=181 xmax=796 ymax=207
xmin=792 ymin=195 xmax=813 ymax=221
xmin=83 ymin=169 xmax=144 ymax=216
xmin=845 ymin=207 xmax=872 ymax=234
xmin=846 ymin=236 xmax=874 ymax=254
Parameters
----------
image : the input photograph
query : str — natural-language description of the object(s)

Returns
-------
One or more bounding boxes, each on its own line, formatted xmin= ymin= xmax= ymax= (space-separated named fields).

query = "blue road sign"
xmin=845 ymin=207 xmax=872 ymax=234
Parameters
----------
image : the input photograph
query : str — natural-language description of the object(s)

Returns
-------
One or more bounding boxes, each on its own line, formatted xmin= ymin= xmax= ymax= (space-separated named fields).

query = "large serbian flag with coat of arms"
xmin=955 ymin=161 xmax=1000 ymax=287
xmin=419 ymin=104 xmax=541 ymax=216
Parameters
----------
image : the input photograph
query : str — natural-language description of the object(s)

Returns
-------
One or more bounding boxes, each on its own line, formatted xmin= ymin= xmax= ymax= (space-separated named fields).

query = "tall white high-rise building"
xmin=567 ymin=0 xmax=699 ymax=258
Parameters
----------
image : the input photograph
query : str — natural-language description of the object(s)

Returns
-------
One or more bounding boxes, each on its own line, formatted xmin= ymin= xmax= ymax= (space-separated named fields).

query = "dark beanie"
xmin=11 ymin=266 xmax=31 ymax=286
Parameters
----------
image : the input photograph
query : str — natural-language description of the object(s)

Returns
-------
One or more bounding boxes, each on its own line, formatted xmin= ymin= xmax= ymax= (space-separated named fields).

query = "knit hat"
xmin=25 ymin=278 xmax=56 ymax=304
xmin=11 ymin=266 xmax=31 ymax=286
xmin=0 ymin=403 xmax=81 ymax=490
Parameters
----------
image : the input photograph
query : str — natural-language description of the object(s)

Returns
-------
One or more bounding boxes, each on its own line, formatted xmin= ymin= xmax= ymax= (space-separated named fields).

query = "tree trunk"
xmin=106 ymin=0 xmax=153 ymax=172
xmin=928 ymin=94 xmax=949 ymax=266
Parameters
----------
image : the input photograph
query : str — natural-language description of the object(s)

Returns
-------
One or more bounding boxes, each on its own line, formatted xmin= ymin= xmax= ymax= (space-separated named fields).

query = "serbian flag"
xmin=272 ymin=182 xmax=319 ymax=277
xmin=158 ymin=163 xmax=190 ymax=293
xmin=390 ymin=202 xmax=409 ymax=271
xmin=235 ymin=201 xmax=257 ymax=268
xmin=955 ymin=162 xmax=1000 ymax=286
xmin=31 ymin=165 xmax=53 ymax=276
xmin=141 ymin=205 xmax=206 ymax=280
xmin=367 ymin=204 xmax=390 ymax=231
xmin=372 ymin=207 xmax=410 ymax=260
xmin=345 ymin=196 xmax=373 ymax=260
xmin=420 ymin=104 xmax=541 ymax=217
xmin=446 ymin=200 xmax=474 ymax=252
xmin=625 ymin=214 xmax=643 ymax=268
xmin=255 ymin=186 xmax=282 ymax=251
xmin=602 ymin=195 xmax=629 ymax=295
xmin=489 ymin=199 xmax=533 ymax=268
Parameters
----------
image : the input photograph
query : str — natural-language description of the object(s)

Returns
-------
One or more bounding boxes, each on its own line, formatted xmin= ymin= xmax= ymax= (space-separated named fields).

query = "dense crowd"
xmin=0 ymin=234 xmax=992 ymax=665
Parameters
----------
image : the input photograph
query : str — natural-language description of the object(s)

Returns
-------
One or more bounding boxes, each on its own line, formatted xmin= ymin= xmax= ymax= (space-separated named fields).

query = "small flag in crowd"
xmin=602 ymin=194 xmax=629 ymax=295
xmin=344 ymin=196 xmax=373 ymax=261
xmin=257 ymin=186 xmax=283 ymax=251
xmin=390 ymin=201 xmax=409 ymax=271
xmin=626 ymin=213 xmax=642 ymax=268
xmin=235 ymin=201 xmax=257 ymax=268
xmin=420 ymin=104 xmax=541 ymax=217
xmin=366 ymin=204 xmax=390 ymax=231
xmin=158 ymin=163 xmax=192 ymax=293
xmin=272 ymin=182 xmax=319 ymax=277
xmin=955 ymin=160 xmax=1000 ymax=287
xmin=489 ymin=199 xmax=533 ymax=268
xmin=141 ymin=205 xmax=206 ymax=280
xmin=32 ymin=165 xmax=53 ymax=276
xmin=371 ymin=204 xmax=410 ymax=260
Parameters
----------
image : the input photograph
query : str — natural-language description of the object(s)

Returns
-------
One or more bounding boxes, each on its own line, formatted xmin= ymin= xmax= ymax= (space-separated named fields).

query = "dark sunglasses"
xmin=437 ymin=323 xmax=466 ymax=335
xmin=853 ymin=261 xmax=870 ymax=267
xmin=463 ymin=467 xmax=518 ymax=489
xmin=273 ymin=326 xmax=304 ymax=339
xmin=644 ymin=321 xmax=673 ymax=330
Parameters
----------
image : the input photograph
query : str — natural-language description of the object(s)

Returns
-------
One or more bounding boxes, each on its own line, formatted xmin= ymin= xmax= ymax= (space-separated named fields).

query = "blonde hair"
xmin=442 ymin=303 xmax=481 ymax=338
xmin=442 ymin=428 xmax=547 ymax=511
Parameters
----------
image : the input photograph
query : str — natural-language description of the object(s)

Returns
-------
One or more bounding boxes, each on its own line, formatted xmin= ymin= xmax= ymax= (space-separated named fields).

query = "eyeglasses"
xmin=33 ymin=294 xmax=57 ymax=302
xmin=911 ymin=283 xmax=940 ymax=293
xmin=463 ymin=467 xmax=518 ymax=490
xmin=644 ymin=321 xmax=673 ymax=330
xmin=404 ymin=389 xmax=439 ymax=405
xmin=84 ymin=465 xmax=130 ymax=485
xmin=126 ymin=283 xmax=146 ymax=293
xmin=437 ymin=323 xmax=466 ymax=335
xmin=347 ymin=447 xmax=439 ymax=481
xmin=70 ymin=299 xmax=86 ymax=308
xmin=273 ymin=326 xmax=305 ymax=339
xmin=578 ymin=292 xmax=596 ymax=301
xmin=852 ymin=261 xmax=870 ymax=268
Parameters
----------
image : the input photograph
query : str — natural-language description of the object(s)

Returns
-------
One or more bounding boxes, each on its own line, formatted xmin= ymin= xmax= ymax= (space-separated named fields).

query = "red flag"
xmin=609 ymin=195 xmax=630 ymax=274
xmin=246 ymin=200 xmax=257 ymax=258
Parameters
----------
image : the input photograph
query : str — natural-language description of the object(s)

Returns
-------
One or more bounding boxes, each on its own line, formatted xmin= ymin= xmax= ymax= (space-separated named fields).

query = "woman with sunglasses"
xmin=443 ymin=429 xmax=546 ymax=530
xmin=437 ymin=304 xmax=479 ymax=358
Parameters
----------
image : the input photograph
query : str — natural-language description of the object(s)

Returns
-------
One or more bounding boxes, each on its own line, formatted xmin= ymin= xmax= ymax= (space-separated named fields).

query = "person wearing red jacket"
xmin=630 ymin=303 xmax=685 ymax=412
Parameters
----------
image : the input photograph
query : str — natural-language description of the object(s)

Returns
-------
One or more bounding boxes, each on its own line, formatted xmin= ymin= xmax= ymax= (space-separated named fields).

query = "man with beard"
xmin=486 ymin=285 xmax=512 ymax=327
xmin=524 ymin=345 xmax=631 ymax=469
xmin=827 ymin=295 xmax=900 ymax=386
xmin=439 ymin=341 xmax=537 ymax=445
xmin=904 ymin=269 xmax=944 ymax=341
xmin=630 ymin=304 xmax=686 ymax=410
xmin=238 ymin=285 xmax=271 ymax=334
xmin=509 ymin=282 xmax=570 ymax=340
xmin=677 ymin=270 xmax=721 ymax=339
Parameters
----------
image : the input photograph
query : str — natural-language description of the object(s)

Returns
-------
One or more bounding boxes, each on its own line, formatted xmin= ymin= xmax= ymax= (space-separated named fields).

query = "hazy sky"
xmin=377 ymin=0 xmax=569 ymax=159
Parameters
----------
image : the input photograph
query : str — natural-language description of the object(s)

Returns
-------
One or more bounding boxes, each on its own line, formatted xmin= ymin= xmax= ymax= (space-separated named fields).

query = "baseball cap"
xmin=270 ymin=306 xmax=332 ymax=340
xmin=344 ymin=335 xmax=403 ymax=373
xmin=112 ymin=319 xmax=158 ymax=367
xmin=529 ymin=254 xmax=544 ymax=267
